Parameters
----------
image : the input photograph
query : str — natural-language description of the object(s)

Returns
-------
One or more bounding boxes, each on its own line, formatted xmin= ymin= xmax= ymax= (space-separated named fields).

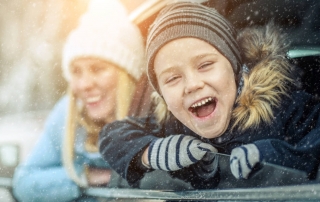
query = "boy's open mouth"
xmin=189 ymin=97 xmax=216 ymax=118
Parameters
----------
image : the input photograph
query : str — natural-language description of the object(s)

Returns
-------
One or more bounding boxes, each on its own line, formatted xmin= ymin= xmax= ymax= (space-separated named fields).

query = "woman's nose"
xmin=184 ymin=74 xmax=205 ymax=94
xmin=78 ymin=73 xmax=95 ymax=90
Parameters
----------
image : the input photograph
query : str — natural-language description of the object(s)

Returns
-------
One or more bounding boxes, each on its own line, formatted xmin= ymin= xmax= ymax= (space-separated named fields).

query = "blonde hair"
xmin=151 ymin=91 xmax=170 ymax=125
xmin=62 ymin=69 xmax=136 ymax=187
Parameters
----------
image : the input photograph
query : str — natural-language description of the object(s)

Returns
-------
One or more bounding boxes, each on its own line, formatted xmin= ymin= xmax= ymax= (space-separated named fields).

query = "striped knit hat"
xmin=146 ymin=2 xmax=242 ymax=93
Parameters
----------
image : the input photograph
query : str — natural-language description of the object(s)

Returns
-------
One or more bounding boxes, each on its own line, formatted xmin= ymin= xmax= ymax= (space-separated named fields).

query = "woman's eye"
xmin=71 ymin=67 xmax=81 ymax=76
xmin=92 ymin=65 xmax=105 ymax=73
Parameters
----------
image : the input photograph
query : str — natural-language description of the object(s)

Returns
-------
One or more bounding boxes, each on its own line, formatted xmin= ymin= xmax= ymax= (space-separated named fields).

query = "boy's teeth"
xmin=192 ymin=97 xmax=212 ymax=108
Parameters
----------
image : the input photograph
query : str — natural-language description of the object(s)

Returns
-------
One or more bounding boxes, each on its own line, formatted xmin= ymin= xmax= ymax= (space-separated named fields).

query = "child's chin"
xmin=194 ymin=127 xmax=223 ymax=139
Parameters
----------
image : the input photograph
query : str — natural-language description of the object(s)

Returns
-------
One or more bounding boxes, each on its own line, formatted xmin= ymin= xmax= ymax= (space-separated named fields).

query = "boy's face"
xmin=154 ymin=37 xmax=237 ymax=139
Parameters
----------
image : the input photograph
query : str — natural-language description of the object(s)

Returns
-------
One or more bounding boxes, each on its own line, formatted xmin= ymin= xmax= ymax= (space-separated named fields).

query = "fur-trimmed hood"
xmin=232 ymin=22 xmax=295 ymax=131
xmin=152 ymin=22 xmax=296 ymax=131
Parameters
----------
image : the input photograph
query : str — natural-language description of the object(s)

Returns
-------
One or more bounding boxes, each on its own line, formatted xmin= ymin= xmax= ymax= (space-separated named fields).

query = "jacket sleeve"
xmin=254 ymin=91 xmax=320 ymax=178
xmin=99 ymin=116 xmax=161 ymax=186
xmin=12 ymin=96 xmax=82 ymax=202
xmin=99 ymin=115 xmax=220 ymax=188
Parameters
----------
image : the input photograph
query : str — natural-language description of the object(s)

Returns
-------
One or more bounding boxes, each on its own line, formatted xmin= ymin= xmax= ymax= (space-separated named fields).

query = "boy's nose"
xmin=184 ymin=74 xmax=205 ymax=94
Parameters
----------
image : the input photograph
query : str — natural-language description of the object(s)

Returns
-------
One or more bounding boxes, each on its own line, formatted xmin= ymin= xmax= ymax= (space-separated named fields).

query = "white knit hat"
xmin=62 ymin=0 xmax=145 ymax=81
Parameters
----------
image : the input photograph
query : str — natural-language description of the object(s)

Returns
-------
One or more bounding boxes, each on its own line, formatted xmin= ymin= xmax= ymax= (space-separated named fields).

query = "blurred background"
xmin=0 ymin=0 xmax=147 ymax=156
xmin=0 ymin=0 xmax=145 ymax=116
xmin=0 ymin=1 xmax=146 ymax=200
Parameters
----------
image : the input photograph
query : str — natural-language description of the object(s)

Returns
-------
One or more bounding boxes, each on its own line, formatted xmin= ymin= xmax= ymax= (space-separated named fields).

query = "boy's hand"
xmin=230 ymin=144 xmax=261 ymax=179
xmin=193 ymin=151 xmax=219 ymax=179
xmin=148 ymin=135 xmax=217 ymax=171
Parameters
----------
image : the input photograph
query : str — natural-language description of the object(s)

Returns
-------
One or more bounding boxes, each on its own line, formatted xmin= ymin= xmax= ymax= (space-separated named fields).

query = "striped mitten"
xmin=148 ymin=135 xmax=217 ymax=171
xmin=230 ymin=144 xmax=261 ymax=179
xmin=193 ymin=151 xmax=219 ymax=179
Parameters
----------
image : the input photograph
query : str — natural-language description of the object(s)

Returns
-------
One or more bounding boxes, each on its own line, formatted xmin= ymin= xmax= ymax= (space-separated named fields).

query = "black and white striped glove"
xmin=230 ymin=144 xmax=261 ymax=179
xmin=148 ymin=135 xmax=217 ymax=171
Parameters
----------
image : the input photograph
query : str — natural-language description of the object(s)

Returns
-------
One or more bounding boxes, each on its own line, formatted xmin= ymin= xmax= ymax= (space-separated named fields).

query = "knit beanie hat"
xmin=146 ymin=2 xmax=242 ymax=93
xmin=62 ymin=0 xmax=145 ymax=81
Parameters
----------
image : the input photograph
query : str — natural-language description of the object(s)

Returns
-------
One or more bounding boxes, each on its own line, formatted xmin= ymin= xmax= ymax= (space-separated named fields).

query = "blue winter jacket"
xmin=12 ymin=96 xmax=111 ymax=202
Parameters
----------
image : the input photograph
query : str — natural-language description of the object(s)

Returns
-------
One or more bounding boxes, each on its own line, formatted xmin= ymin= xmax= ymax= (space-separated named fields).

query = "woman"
xmin=99 ymin=2 xmax=320 ymax=189
xmin=12 ymin=0 xmax=145 ymax=201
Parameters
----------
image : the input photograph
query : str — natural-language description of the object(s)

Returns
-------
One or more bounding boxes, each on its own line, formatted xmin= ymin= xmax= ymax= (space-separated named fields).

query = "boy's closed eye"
xmin=196 ymin=53 xmax=218 ymax=71
xmin=158 ymin=68 xmax=182 ymax=86
xmin=199 ymin=61 xmax=214 ymax=70
xmin=165 ymin=75 xmax=181 ymax=84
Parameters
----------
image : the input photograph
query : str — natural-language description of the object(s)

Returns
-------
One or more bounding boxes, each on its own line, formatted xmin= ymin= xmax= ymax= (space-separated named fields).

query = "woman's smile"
xmin=86 ymin=95 xmax=101 ymax=104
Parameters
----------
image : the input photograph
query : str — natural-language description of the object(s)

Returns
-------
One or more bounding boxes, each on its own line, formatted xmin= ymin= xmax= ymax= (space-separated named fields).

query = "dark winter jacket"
xmin=99 ymin=24 xmax=320 ymax=189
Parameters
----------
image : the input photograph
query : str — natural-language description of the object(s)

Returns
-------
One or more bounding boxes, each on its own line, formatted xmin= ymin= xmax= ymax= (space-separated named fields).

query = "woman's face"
xmin=70 ymin=57 xmax=118 ymax=121
xmin=154 ymin=37 xmax=237 ymax=139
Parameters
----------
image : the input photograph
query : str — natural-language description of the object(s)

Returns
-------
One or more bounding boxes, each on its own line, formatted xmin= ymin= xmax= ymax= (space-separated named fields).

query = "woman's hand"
xmin=86 ymin=167 xmax=112 ymax=186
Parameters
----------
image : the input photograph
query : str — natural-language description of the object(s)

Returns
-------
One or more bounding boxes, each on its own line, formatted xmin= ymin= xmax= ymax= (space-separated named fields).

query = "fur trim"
xmin=232 ymin=22 xmax=295 ymax=131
